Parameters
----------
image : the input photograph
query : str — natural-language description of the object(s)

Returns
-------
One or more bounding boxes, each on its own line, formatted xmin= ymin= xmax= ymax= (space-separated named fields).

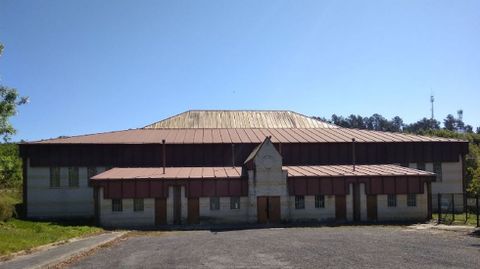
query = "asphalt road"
xmin=68 ymin=226 xmax=480 ymax=269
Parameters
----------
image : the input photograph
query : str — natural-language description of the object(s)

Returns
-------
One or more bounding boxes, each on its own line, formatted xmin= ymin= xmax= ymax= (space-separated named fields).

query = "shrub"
xmin=0 ymin=196 xmax=14 ymax=221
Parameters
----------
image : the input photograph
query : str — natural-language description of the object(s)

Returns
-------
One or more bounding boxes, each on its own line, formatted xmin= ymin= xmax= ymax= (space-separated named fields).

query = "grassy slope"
xmin=0 ymin=219 xmax=103 ymax=256
xmin=0 ymin=190 xmax=103 ymax=256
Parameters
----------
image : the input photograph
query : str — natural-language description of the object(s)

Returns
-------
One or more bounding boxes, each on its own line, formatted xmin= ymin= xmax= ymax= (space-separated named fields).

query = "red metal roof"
xmin=29 ymin=128 xmax=463 ymax=144
xmin=91 ymin=164 xmax=434 ymax=181
xmin=91 ymin=167 xmax=242 ymax=180
xmin=284 ymin=164 xmax=435 ymax=178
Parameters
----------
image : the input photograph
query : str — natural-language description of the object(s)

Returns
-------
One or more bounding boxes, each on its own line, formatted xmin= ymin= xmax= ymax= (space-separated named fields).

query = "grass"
xmin=432 ymin=213 xmax=480 ymax=226
xmin=0 ymin=188 xmax=103 ymax=257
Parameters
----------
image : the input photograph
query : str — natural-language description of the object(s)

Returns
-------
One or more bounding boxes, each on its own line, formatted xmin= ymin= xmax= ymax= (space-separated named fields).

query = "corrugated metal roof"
xmin=29 ymin=128 xmax=464 ymax=144
xmin=143 ymin=110 xmax=337 ymax=129
xmin=91 ymin=167 xmax=242 ymax=180
xmin=91 ymin=164 xmax=434 ymax=180
xmin=284 ymin=164 xmax=435 ymax=178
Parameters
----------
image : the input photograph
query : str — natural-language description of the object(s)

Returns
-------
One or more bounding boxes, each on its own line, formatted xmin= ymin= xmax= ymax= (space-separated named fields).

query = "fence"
xmin=434 ymin=193 xmax=479 ymax=227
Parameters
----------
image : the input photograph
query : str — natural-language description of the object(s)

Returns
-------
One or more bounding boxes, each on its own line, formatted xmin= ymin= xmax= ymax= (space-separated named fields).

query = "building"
xmin=19 ymin=110 xmax=468 ymax=227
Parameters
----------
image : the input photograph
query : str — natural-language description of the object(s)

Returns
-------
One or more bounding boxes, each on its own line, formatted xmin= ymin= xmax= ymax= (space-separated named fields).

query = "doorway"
xmin=155 ymin=198 xmax=167 ymax=225
xmin=257 ymin=196 xmax=281 ymax=224
xmin=188 ymin=197 xmax=199 ymax=224
xmin=367 ymin=195 xmax=377 ymax=221
xmin=335 ymin=195 xmax=346 ymax=221
xmin=173 ymin=186 xmax=182 ymax=225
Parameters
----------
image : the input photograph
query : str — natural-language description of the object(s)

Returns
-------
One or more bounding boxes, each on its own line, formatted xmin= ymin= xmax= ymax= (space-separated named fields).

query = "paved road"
xmin=69 ymin=226 xmax=480 ymax=269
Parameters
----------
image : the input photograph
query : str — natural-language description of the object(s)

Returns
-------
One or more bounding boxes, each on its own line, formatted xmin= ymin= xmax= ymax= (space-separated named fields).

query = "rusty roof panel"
xmin=284 ymin=164 xmax=435 ymax=178
xmin=29 ymin=128 xmax=465 ymax=144
xmin=92 ymin=167 xmax=243 ymax=180
xmin=91 ymin=164 xmax=435 ymax=181
xmin=143 ymin=110 xmax=337 ymax=129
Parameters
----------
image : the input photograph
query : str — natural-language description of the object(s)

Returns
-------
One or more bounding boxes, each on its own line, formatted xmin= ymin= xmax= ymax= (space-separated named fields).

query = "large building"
xmin=19 ymin=110 xmax=468 ymax=227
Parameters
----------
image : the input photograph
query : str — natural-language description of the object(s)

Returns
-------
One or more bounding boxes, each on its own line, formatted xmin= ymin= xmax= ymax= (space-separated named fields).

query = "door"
xmin=155 ymin=198 xmax=167 ymax=225
xmin=257 ymin=196 xmax=281 ymax=224
xmin=367 ymin=195 xmax=377 ymax=221
xmin=268 ymin=196 xmax=281 ymax=223
xmin=188 ymin=197 xmax=199 ymax=224
xmin=335 ymin=195 xmax=346 ymax=221
xmin=352 ymin=183 xmax=361 ymax=221
xmin=173 ymin=186 xmax=182 ymax=225
xmin=257 ymin=197 xmax=268 ymax=224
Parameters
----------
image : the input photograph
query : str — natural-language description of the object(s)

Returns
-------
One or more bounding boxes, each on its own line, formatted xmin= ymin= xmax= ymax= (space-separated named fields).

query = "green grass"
xmin=0 ymin=188 xmax=103 ymax=257
xmin=0 ymin=218 xmax=103 ymax=256
xmin=432 ymin=213 xmax=479 ymax=226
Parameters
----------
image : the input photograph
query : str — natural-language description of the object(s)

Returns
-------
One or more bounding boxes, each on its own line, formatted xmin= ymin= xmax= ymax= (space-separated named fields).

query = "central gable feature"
xmin=244 ymin=136 xmax=283 ymax=170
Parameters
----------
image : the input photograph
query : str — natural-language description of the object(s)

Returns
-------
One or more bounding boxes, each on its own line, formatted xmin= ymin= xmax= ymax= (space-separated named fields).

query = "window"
xmin=210 ymin=197 xmax=220 ymax=210
xmin=433 ymin=162 xmax=442 ymax=182
xmin=407 ymin=194 xmax=417 ymax=207
xmin=49 ymin=167 xmax=60 ymax=188
xmin=416 ymin=162 xmax=426 ymax=171
xmin=295 ymin=195 xmax=305 ymax=209
xmin=230 ymin=197 xmax=240 ymax=209
xmin=133 ymin=199 xmax=144 ymax=212
xmin=112 ymin=199 xmax=122 ymax=212
xmin=68 ymin=167 xmax=79 ymax=187
xmin=387 ymin=194 xmax=397 ymax=207
xmin=315 ymin=195 xmax=325 ymax=208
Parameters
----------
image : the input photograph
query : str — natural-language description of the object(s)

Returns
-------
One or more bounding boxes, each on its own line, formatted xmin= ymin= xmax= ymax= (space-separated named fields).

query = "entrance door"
xmin=352 ymin=183 xmax=361 ymax=221
xmin=188 ymin=197 xmax=199 ymax=224
xmin=257 ymin=196 xmax=281 ymax=224
xmin=335 ymin=195 xmax=346 ymax=221
xmin=268 ymin=196 xmax=281 ymax=223
xmin=155 ymin=198 xmax=167 ymax=225
xmin=367 ymin=195 xmax=377 ymax=221
xmin=257 ymin=197 xmax=268 ymax=224
xmin=173 ymin=186 xmax=182 ymax=225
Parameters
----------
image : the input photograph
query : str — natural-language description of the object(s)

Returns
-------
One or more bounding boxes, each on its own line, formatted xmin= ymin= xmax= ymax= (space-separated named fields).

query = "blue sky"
xmin=1 ymin=1 xmax=479 ymax=141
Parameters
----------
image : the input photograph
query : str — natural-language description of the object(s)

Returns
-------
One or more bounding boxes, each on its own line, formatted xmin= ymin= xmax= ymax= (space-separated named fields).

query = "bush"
xmin=0 ymin=191 xmax=18 ymax=221
xmin=0 ymin=197 xmax=14 ymax=221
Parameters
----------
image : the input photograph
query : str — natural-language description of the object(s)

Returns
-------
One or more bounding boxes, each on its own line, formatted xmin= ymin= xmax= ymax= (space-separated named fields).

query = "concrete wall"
xmin=376 ymin=183 xmax=429 ymax=221
xmin=247 ymin=138 xmax=290 ymax=223
xmin=406 ymin=159 xmax=464 ymax=212
xmin=26 ymin=159 xmax=104 ymax=218
xmin=288 ymin=195 xmax=335 ymax=222
xmin=98 ymin=188 xmax=155 ymax=227
xmin=199 ymin=197 xmax=249 ymax=224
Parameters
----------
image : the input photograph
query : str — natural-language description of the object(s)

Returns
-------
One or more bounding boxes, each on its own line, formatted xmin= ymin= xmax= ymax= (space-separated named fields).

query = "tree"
xmin=0 ymin=44 xmax=28 ymax=142
xmin=0 ymin=43 xmax=28 ymax=190
xmin=404 ymin=118 xmax=440 ymax=133
xmin=477 ymin=127 xmax=480 ymax=134
xmin=444 ymin=114 xmax=456 ymax=131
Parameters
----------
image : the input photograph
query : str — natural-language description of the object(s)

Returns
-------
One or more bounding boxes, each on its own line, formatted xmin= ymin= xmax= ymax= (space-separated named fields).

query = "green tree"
xmin=0 ymin=43 xmax=28 ymax=142
xmin=0 ymin=42 xmax=27 ymax=189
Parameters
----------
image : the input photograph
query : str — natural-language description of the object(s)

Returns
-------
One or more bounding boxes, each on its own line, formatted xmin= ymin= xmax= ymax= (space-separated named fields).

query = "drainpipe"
xmin=162 ymin=139 xmax=166 ymax=174
xmin=352 ymin=138 xmax=356 ymax=171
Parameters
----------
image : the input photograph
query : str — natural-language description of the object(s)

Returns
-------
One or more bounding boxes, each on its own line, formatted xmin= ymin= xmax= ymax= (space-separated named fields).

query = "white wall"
xmin=377 ymin=183 xmax=428 ymax=221
xmin=288 ymin=195 xmax=335 ymax=222
xmin=26 ymin=159 xmax=105 ymax=218
xmin=98 ymin=188 xmax=155 ymax=227
xmin=199 ymin=197 xmax=249 ymax=224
